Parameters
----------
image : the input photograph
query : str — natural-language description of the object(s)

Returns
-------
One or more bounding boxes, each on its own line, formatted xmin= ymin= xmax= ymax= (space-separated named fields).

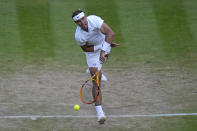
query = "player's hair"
xmin=72 ymin=9 xmax=83 ymax=18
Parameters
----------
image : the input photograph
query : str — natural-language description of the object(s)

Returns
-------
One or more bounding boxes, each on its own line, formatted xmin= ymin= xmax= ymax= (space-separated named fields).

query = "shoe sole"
xmin=98 ymin=116 xmax=106 ymax=124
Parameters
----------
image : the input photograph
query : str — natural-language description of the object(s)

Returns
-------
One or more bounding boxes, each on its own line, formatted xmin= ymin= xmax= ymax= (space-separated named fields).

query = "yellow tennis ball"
xmin=74 ymin=104 xmax=80 ymax=111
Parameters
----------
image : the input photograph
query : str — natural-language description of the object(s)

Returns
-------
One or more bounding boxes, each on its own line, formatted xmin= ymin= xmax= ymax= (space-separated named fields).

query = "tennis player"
xmin=72 ymin=9 xmax=119 ymax=124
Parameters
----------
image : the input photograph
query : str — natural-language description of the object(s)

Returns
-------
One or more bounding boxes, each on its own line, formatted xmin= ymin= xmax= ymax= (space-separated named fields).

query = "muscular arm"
xmin=100 ymin=23 xmax=115 ymax=44
xmin=80 ymin=44 xmax=94 ymax=52
xmin=80 ymin=23 xmax=116 ymax=53
xmin=99 ymin=22 xmax=120 ymax=63
xmin=81 ymin=43 xmax=102 ymax=52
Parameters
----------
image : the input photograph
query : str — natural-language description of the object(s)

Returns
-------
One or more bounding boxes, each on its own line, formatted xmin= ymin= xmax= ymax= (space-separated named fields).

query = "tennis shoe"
xmin=86 ymin=68 xmax=90 ymax=74
xmin=97 ymin=114 xmax=106 ymax=124
xmin=86 ymin=69 xmax=108 ymax=81
xmin=101 ymin=74 xmax=107 ymax=81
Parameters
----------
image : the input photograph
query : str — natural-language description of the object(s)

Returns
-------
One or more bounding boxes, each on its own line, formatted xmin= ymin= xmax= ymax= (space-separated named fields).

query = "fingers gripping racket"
xmin=80 ymin=72 xmax=100 ymax=104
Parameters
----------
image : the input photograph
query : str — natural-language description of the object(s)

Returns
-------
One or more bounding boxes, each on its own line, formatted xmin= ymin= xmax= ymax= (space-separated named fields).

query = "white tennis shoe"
xmin=97 ymin=113 xmax=106 ymax=124
xmin=101 ymin=74 xmax=107 ymax=81
xmin=86 ymin=69 xmax=107 ymax=81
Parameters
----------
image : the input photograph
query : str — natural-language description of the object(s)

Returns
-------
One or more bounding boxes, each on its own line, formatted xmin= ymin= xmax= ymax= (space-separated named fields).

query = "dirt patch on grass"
xmin=0 ymin=64 xmax=196 ymax=130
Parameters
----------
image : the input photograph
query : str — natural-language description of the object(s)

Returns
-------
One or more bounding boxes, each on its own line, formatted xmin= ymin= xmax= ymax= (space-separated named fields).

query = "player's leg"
xmin=85 ymin=51 xmax=106 ymax=124
xmin=89 ymin=67 xmax=106 ymax=124
xmin=86 ymin=68 xmax=107 ymax=81
xmin=89 ymin=67 xmax=102 ymax=105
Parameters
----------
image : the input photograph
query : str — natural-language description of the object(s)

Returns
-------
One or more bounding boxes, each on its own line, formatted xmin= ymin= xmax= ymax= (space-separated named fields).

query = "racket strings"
xmin=80 ymin=72 xmax=100 ymax=104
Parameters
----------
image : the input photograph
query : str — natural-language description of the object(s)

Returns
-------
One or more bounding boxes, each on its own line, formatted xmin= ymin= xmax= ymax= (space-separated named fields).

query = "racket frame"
xmin=80 ymin=72 xmax=100 ymax=104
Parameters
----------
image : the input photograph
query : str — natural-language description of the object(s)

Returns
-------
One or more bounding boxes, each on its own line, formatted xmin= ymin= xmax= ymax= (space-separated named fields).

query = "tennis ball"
xmin=74 ymin=104 xmax=80 ymax=111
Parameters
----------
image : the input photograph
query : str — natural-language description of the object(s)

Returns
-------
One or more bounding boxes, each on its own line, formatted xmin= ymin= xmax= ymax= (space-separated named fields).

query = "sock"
xmin=95 ymin=105 xmax=104 ymax=115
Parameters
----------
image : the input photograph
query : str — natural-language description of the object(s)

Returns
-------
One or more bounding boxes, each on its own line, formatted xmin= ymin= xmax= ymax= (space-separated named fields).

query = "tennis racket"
xmin=80 ymin=71 xmax=100 ymax=104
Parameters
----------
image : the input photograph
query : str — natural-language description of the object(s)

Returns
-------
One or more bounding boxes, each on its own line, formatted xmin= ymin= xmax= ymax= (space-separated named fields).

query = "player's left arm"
xmin=100 ymin=23 xmax=114 ymax=44
xmin=100 ymin=23 xmax=120 ymax=63
xmin=100 ymin=23 xmax=120 ymax=47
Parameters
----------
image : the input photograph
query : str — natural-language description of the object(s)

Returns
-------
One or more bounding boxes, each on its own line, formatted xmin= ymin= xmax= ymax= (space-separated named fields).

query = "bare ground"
xmin=0 ymin=64 xmax=196 ymax=130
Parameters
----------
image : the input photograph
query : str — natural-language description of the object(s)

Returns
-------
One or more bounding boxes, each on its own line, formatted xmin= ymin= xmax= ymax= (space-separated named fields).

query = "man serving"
xmin=72 ymin=9 xmax=119 ymax=124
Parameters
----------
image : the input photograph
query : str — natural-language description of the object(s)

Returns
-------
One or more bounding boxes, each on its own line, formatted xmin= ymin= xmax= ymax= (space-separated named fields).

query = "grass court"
xmin=0 ymin=0 xmax=197 ymax=130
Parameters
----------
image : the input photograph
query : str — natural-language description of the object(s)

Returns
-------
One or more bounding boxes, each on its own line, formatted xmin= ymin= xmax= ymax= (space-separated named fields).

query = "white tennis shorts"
xmin=85 ymin=51 xmax=102 ymax=70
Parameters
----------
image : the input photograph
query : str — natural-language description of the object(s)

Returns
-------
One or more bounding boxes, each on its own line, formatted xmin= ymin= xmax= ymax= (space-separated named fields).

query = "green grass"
xmin=1 ymin=0 xmax=197 ymax=72
xmin=16 ymin=0 xmax=55 ymax=64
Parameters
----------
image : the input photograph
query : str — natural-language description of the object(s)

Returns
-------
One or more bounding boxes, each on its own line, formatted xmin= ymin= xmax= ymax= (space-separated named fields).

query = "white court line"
xmin=0 ymin=113 xmax=197 ymax=119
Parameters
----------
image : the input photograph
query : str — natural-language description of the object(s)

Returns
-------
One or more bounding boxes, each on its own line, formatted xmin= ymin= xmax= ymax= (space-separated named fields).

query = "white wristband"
xmin=94 ymin=44 xmax=102 ymax=51
xmin=102 ymin=41 xmax=111 ymax=54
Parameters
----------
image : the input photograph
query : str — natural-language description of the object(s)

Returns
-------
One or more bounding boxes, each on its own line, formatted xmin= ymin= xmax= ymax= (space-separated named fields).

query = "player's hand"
xmin=100 ymin=50 xmax=108 ymax=64
xmin=111 ymin=43 xmax=120 ymax=48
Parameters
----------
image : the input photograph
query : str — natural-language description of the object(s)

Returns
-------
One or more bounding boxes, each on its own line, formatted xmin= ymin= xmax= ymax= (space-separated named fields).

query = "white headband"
xmin=73 ymin=12 xmax=85 ymax=21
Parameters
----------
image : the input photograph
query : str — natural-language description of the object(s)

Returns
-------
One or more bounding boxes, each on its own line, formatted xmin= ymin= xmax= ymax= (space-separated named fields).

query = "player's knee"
xmin=89 ymin=67 xmax=98 ymax=75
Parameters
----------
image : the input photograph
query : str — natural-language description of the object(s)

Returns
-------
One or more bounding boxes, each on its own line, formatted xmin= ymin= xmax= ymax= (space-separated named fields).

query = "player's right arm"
xmin=75 ymin=29 xmax=101 ymax=52
xmin=80 ymin=44 xmax=102 ymax=52
xmin=80 ymin=45 xmax=94 ymax=52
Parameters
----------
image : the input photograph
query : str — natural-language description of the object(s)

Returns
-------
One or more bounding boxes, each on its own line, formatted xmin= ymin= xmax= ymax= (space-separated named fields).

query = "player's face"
xmin=75 ymin=16 xmax=88 ymax=31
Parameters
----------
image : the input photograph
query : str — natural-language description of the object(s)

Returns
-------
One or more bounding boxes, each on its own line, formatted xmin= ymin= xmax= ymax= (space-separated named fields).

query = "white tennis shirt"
xmin=75 ymin=15 xmax=105 ymax=47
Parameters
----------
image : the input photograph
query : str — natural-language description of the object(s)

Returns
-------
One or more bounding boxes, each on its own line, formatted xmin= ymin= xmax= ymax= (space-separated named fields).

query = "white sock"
xmin=95 ymin=105 xmax=104 ymax=115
